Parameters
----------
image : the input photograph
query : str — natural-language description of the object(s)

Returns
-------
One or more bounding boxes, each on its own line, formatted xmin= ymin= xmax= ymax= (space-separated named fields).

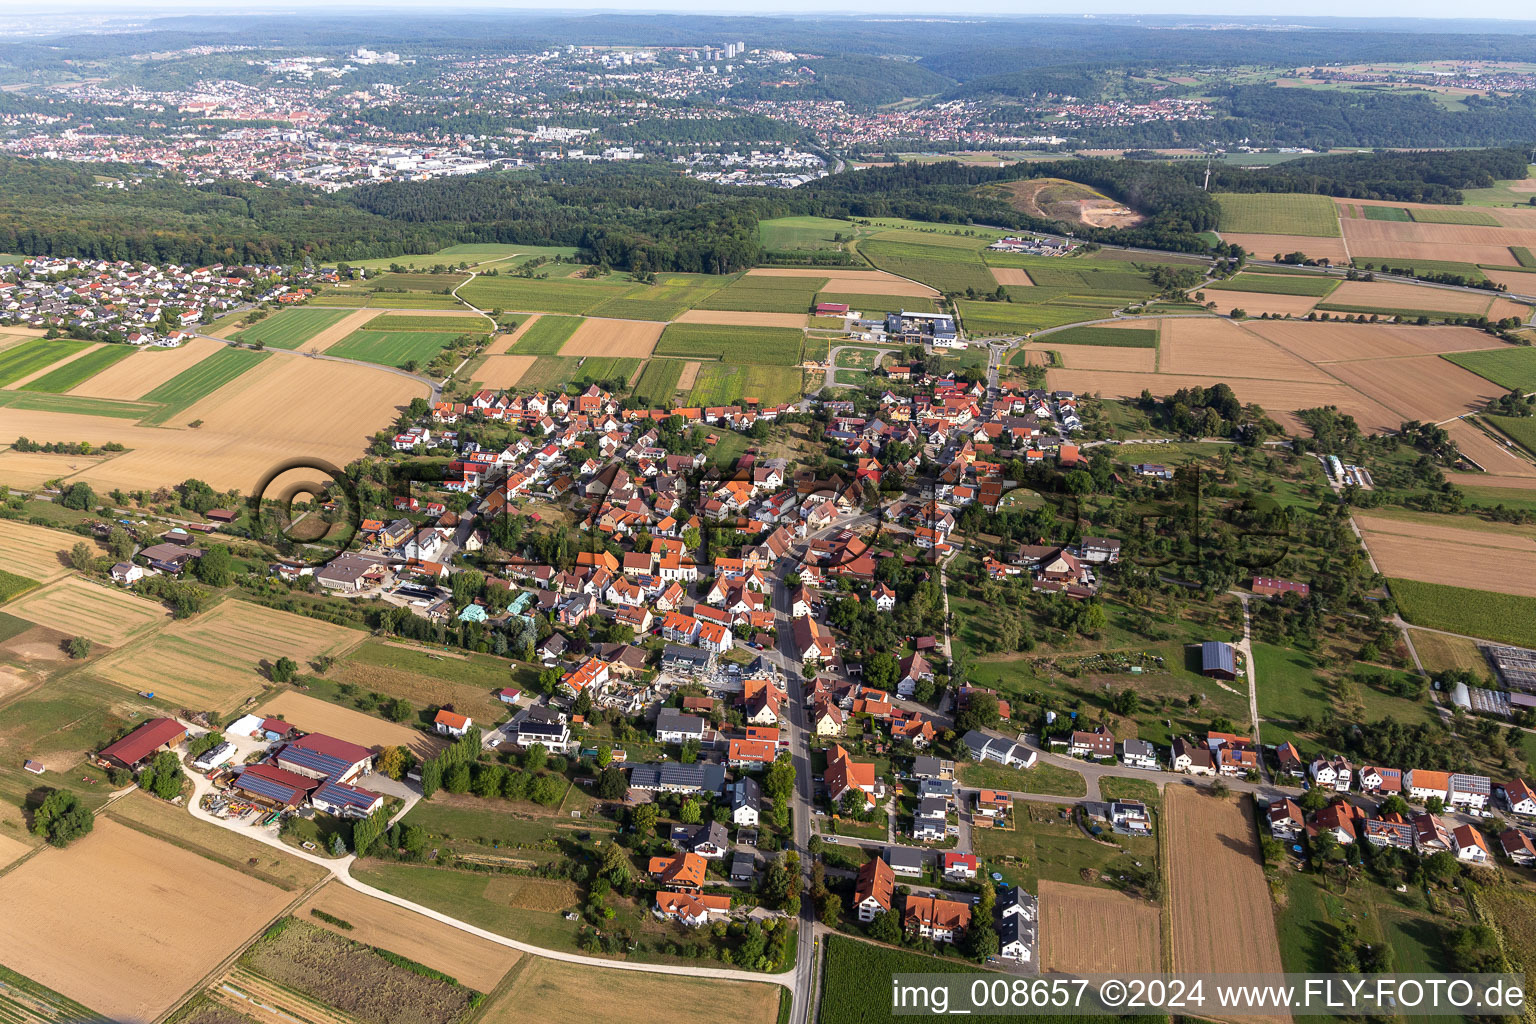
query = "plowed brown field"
xmin=485 ymin=314 xmax=542 ymax=354
xmin=990 ymin=267 xmax=1036 ymax=287
xmin=747 ymin=266 xmax=938 ymax=296
xmin=1201 ymin=290 xmax=1321 ymax=317
xmin=0 ymin=818 xmax=291 ymax=1023
xmin=1240 ymin=320 xmax=1505 ymax=361
xmin=475 ymin=355 xmax=537 ymax=388
xmin=1039 ymin=880 xmax=1161 ymax=973
xmin=558 ymin=317 xmax=664 ymax=357
xmin=1327 ymin=280 xmax=1494 ymax=315
xmin=1340 ymin=218 xmax=1536 ymax=266
xmin=1054 ymin=345 xmax=1156 ymax=372
xmin=1220 ymin=232 xmax=1350 ymax=263
xmin=1159 ymin=319 xmax=1332 ymax=381
xmin=1166 ymin=789 xmax=1284 ymax=981
xmin=1356 ymin=512 xmax=1536 ymax=597
xmin=672 ymin=310 xmax=810 ymax=328
xmin=69 ymin=338 xmax=225 ymax=399
xmin=1323 ymin=355 xmax=1498 ymax=422
xmin=298 ymin=882 xmax=521 ymax=991
xmin=1447 ymin=419 xmax=1536 ymax=477
xmin=260 ymin=690 xmax=447 ymax=758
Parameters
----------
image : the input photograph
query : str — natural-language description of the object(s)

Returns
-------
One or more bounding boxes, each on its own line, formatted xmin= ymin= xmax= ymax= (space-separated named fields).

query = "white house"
xmin=1121 ymin=738 xmax=1159 ymax=771
xmin=433 ymin=709 xmax=472 ymax=738
xmin=1453 ymin=824 xmax=1490 ymax=863
xmin=1504 ymin=778 xmax=1536 ymax=818
xmin=655 ymin=709 xmax=706 ymax=745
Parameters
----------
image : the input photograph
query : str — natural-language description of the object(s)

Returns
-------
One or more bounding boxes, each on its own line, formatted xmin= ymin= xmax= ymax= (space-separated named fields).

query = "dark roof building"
xmin=1200 ymin=641 xmax=1238 ymax=680
xmin=628 ymin=761 xmax=726 ymax=795
xmin=98 ymin=718 xmax=186 ymax=769
xmin=235 ymin=763 xmax=317 ymax=808
xmin=274 ymin=733 xmax=374 ymax=781
xmin=311 ymin=779 xmax=385 ymax=818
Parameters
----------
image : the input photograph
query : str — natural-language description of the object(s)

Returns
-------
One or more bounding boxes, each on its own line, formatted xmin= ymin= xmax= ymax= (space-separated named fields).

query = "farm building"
xmin=1200 ymin=641 xmax=1238 ymax=680
xmin=191 ymin=742 xmax=236 ymax=772
xmin=1488 ymin=646 xmax=1536 ymax=693
xmin=310 ymin=779 xmax=385 ymax=818
xmin=234 ymin=763 xmax=317 ymax=808
xmin=274 ymin=733 xmax=374 ymax=782
xmin=98 ymin=718 xmax=187 ymax=770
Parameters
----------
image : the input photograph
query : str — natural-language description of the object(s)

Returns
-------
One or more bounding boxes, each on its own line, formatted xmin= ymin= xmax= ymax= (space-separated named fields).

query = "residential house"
xmin=1170 ymin=738 xmax=1215 ymax=776
xmin=1121 ymin=739 xmax=1159 ymax=771
xmin=1068 ymin=728 xmax=1114 ymax=760
xmin=943 ymin=852 xmax=978 ymax=880
xmin=1275 ymin=742 xmax=1306 ymax=780
xmin=1364 ymin=813 xmax=1416 ymax=851
xmin=1504 ymin=778 xmax=1536 ymax=818
xmin=903 ymin=896 xmax=971 ymax=944
xmin=1500 ymin=828 xmax=1536 ymax=866
xmin=1413 ymin=813 xmax=1454 ymax=854
xmin=433 ymin=709 xmax=473 ymax=738
xmin=1358 ymin=765 xmax=1403 ymax=795
xmin=854 ymin=857 xmax=895 ymax=922
xmin=826 ymin=744 xmax=879 ymax=810
xmin=1310 ymin=756 xmax=1352 ymax=793
xmin=671 ymin=821 xmax=730 ymax=859
xmin=1453 ymin=824 xmax=1491 ymax=863
xmin=1268 ymin=798 xmax=1304 ymax=841
xmin=962 ymin=730 xmax=1035 ymax=768
xmin=655 ymin=709 xmax=706 ymax=746
xmin=729 ymin=777 xmax=761 ymax=827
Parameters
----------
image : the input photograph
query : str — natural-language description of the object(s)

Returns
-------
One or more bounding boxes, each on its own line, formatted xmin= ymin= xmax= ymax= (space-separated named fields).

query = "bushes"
xmin=29 ymin=789 xmax=93 ymax=847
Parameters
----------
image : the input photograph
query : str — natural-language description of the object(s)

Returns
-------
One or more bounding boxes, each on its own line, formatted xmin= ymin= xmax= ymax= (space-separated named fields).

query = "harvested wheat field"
xmin=260 ymin=690 xmax=446 ymax=758
xmin=0 ymin=830 xmax=32 ymax=869
xmin=990 ymin=267 xmax=1036 ymax=287
xmin=747 ymin=266 xmax=938 ymax=296
xmin=0 ymin=817 xmax=291 ymax=1022
xmin=2 ymin=343 xmax=108 ymax=390
xmin=1054 ymin=345 xmax=1156 ymax=372
xmin=1482 ymin=270 xmax=1536 ymax=293
xmin=5 ymin=576 xmax=168 ymax=646
xmin=1356 ymin=512 xmax=1536 ymax=597
xmin=1160 ymin=319 xmax=1331 ymax=381
xmin=1039 ymin=880 xmax=1161 ymax=973
xmin=68 ymin=338 xmax=224 ymax=400
xmin=474 ymin=354 xmax=537 ymax=388
xmin=1045 ymin=368 xmax=1399 ymax=433
xmin=1166 ymin=789 xmax=1283 ymax=979
xmin=676 ymin=361 xmax=702 ymax=390
xmin=1202 ymin=290 xmax=1322 ymax=318
xmin=1220 ymin=232 xmax=1350 ymax=264
xmin=1448 ymin=419 xmax=1536 ymax=476
xmin=1327 ymin=280 xmax=1494 ymax=315
xmin=296 ymin=308 xmax=382 ymax=352
xmin=1448 ymin=471 xmax=1536 ymax=491
xmin=1020 ymin=349 xmax=1052 ymax=367
xmin=558 ymin=317 xmax=664 ymax=358
xmin=485 ymin=313 xmax=542 ymax=354
xmin=1341 ymin=218 xmax=1536 ymax=266
xmin=1241 ymin=320 xmax=1505 ymax=362
xmin=483 ymin=958 xmax=781 ymax=1024
xmin=1488 ymin=297 xmax=1532 ymax=323
xmin=1323 ymin=355 xmax=1499 ymax=422
xmin=94 ymin=599 xmax=364 ymax=711
xmin=298 ymin=883 xmax=521 ymax=991
xmin=672 ymin=309 xmax=810 ymax=328
xmin=0 ymin=520 xmax=76 ymax=581
xmin=0 ymin=447 xmax=113 ymax=488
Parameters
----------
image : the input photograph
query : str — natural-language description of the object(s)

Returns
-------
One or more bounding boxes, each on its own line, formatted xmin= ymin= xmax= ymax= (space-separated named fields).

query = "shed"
xmin=1200 ymin=641 xmax=1237 ymax=681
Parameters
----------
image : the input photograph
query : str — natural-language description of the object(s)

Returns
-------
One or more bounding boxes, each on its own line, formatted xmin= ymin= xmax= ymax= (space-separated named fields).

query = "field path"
xmin=181 ymin=770 xmax=795 ymax=987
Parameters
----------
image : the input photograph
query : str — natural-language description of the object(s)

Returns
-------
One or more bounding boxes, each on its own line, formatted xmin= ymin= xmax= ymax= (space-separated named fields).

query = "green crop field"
xmin=654 ymin=323 xmax=804 ymax=365
xmin=235 ymin=308 xmax=353 ymax=349
xmin=0 ymin=390 xmax=158 ymax=419
xmin=816 ymin=292 xmax=937 ymax=315
xmin=0 ymin=569 xmax=38 ymax=603
xmin=457 ymin=275 xmax=629 ymax=315
xmin=1022 ymin=264 xmax=1155 ymax=296
xmin=1038 ymin=324 xmax=1158 ymax=347
xmin=365 ymin=293 xmax=467 ymax=309
xmin=860 ymin=239 xmax=997 ymax=294
xmin=1363 ymin=205 xmax=1412 ymax=222
xmin=1513 ymin=247 xmax=1536 ymax=269
xmin=139 ymin=347 xmax=271 ymax=424
xmin=326 ymin=330 xmax=459 ymax=368
xmin=1214 ymin=192 xmax=1341 ymax=236
xmin=362 ymin=314 xmax=489 ymax=332
xmin=346 ymin=243 xmax=576 ymax=271
xmin=509 ymin=316 xmax=584 ymax=355
xmin=631 ymin=358 xmax=685 ymax=406
xmin=569 ymin=357 xmax=641 ymax=388
xmin=1391 ymin=578 xmax=1536 ymax=648
xmin=1207 ymin=272 xmax=1338 ymax=296
xmin=694 ymin=275 xmax=822 ymax=314
xmin=513 ymin=357 xmax=578 ymax=392
xmin=1444 ymin=347 xmax=1536 ymax=391
xmin=0 ymin=338 xmax=90 ymax=387
xmin=686 ymin=362 xmax=803 ymax=406
xmin=1408 ymin=207 xmax=1501 ymax=226
xmin=1486 ymin=415 xmax=1536 ymax=457
xmin=959 ymin=293 xmax=1124 ymax=336
xmin=758 ymin=215 xmax=857 ymax=252
xmin=587 ymin=273 xmax=728 ymax=321
xmin=866 ymin=227 xmax=994 ymax=250
xmin=360 ymin=271 xmax=468 ymax=292
xmin=18 ymin=344 xmax=134 ymax=393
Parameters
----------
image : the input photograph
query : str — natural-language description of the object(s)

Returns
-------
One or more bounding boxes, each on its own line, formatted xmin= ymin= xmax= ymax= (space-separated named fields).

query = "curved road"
xmin=183 ymin=769 xmax=795 ymax=987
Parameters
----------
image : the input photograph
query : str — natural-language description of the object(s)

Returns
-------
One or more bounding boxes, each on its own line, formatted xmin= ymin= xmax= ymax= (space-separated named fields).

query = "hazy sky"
xmin=13 ymin=0 xmax=1536 ymax=18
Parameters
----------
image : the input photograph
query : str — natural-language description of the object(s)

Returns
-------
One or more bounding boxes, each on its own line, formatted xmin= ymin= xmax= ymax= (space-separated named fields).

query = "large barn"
xmin=273 ymin=733 xmax=374 ymax=782
xmin=97 ymin=718 xmax=187 ymax=770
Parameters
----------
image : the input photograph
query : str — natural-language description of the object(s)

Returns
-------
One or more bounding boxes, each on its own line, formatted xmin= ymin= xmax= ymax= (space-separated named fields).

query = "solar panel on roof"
xmin=237 ymin=771 xmax=302 ymax=804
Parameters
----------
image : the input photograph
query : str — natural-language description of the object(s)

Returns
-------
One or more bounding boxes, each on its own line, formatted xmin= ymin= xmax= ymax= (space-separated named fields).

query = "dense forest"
xmin=0 ymin=146 xmax=1526 ymax=269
